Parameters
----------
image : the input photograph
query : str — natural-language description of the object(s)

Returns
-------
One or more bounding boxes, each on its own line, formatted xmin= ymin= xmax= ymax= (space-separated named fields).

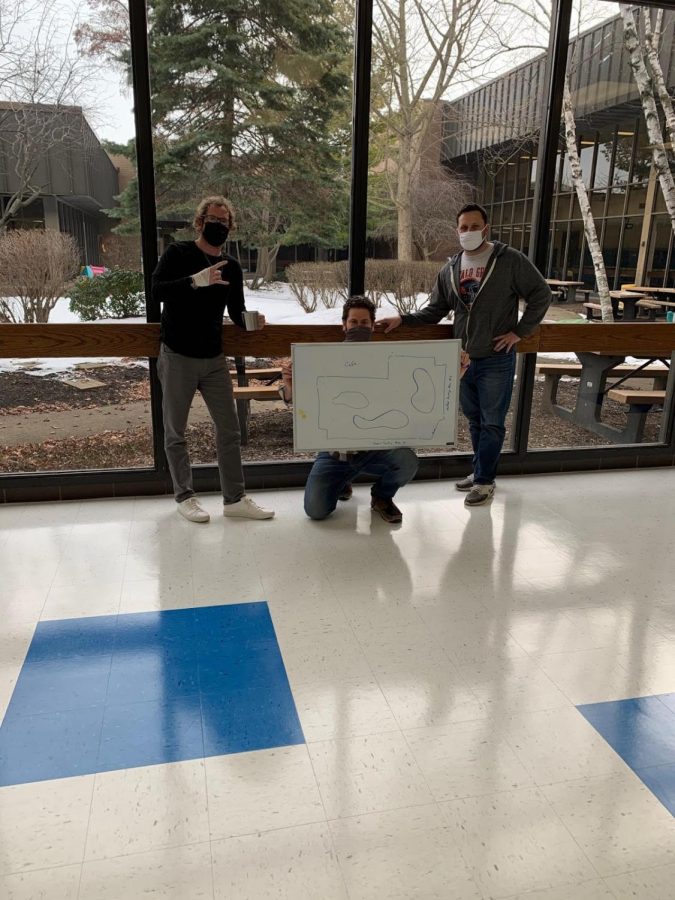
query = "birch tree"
xmin=560 ymin=3 xmax=614 ymax=320
xmin=562 ymin=78 xmax=612 ymax=320
xmin=620 ymin=4 xmax=675 ymax=230
xmin=641 ymin=9 xmax=675 ymax=150
xmin=506 ymin=1 xmax=614 ymax=319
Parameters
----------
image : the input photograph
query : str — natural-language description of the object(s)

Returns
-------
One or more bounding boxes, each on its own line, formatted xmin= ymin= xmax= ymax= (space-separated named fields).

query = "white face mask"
xmin=458 ymin=228 xmax=486 ymax=252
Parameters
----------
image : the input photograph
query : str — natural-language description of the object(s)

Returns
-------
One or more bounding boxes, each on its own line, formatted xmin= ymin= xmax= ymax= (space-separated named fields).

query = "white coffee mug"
xmin=243 ymin=310 xmax=260 ymax=331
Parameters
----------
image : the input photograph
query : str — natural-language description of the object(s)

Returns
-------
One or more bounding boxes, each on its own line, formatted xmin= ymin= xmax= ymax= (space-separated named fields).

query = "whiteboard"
xmin=292 ymin=339 xmax=462 ymax=452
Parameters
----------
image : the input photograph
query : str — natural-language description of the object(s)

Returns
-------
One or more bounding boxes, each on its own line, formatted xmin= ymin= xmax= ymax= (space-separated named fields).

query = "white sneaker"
xmin=464 ymin=483 xmax=495 ymax=507
xmin=455 ymin=473 xmax=474 ymax=492
xmin=177 ymin=497 xmax=210 ymax=523
xmin=223 ymin=495 xmax=275 ymax=520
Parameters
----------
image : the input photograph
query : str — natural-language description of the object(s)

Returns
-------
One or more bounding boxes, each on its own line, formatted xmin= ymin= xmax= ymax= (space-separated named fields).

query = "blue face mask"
xmin=344 ymin=326 xmax=373 ymax=342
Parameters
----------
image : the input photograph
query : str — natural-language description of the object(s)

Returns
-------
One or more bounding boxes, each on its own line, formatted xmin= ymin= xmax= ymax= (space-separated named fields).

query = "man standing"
xmin=297 ymin=297 xmax=419 ymax=523
xmin=152 ymin=195 xmax=274 ymax=523
xmin=379 ymin=203 xmax=551 ymax=507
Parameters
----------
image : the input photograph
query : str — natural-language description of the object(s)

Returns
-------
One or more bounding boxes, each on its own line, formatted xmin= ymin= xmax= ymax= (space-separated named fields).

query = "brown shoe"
xmin=338 ymin=483 xmax=353 ymax=501
xmin=371 ymin=496 xmax=402 ymax=523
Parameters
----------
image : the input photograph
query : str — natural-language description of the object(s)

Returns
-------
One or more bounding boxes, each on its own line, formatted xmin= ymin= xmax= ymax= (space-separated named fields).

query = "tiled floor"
xmin=1 ymin=469 xmax=675 ymax=899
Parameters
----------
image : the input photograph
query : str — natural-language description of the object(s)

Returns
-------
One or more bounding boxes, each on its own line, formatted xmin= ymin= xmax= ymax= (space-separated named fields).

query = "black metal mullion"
xmin=514 ymin=0 xmax=574 ymax=460
xmin=348 ymin=0 xmax=373 ymax=296
xmin=128 ymin=0 xmax=166 ymax=474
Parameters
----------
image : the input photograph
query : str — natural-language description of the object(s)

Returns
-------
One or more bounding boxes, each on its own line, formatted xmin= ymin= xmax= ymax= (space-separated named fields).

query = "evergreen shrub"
xmin=69 ymin=269 xmax=145 ymax=320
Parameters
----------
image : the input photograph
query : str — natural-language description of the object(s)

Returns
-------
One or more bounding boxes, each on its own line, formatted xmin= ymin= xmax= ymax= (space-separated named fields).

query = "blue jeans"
xmin=304 ymin=448 xmax=419 ymax=520
xmin=460 ymin=352 xmax=516 ymax=485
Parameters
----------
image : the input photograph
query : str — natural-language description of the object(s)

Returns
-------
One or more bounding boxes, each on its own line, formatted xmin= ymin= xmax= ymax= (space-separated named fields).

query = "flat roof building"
xmin=441 ymin=11 xmax=675 ymax=288
xmin=0 ymin=103 xmax=119 ymax=264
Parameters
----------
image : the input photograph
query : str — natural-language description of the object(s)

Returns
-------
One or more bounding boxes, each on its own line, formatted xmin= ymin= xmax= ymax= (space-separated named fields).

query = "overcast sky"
xmin=7 ymin=1 xmax=620 ymax=148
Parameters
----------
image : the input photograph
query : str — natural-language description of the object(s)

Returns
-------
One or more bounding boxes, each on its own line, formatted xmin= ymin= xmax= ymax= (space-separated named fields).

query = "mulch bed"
xmin=0 ymin=361 xmax=663 ymax=472
xmin=0 ymin=365 xmax=150 ymax=414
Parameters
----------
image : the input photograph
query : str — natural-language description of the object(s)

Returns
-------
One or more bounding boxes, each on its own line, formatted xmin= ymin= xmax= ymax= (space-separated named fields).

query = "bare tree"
xmin=0 ymin=0 xmax=94 ymax=230
xmin=0 ymin=230 xmax=79 ymax=323
xmin=74 ymin=0 xmax=130 ymax=69
xmin=410 ymin=171 xmax=474 ymax=259
xmin=372 ymin=0 xmax=510 ymax=260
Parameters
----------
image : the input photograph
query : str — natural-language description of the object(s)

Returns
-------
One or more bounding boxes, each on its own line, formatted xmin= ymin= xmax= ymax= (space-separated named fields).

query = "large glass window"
xmin=579 ymin=138 xmax=595 ymax=189
xmin=530 ymin=2 xmax=675 ymax=452
xmin=365 ymin=0 xmax=553 ymax=458
xmin=145 ymin=0 xmax=354 ymax=466
xmin=0 ymin=0 xmax=149 ymax=476
xmin=594 ymin=137 xmax=614 ymax=190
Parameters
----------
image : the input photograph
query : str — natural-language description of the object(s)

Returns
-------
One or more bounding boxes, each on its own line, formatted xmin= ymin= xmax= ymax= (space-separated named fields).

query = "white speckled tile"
xmin=307 ymin=731 xmax=433 ymax=819
xmin=205 ymin=746 xmax=325 ymax=839
xmin=211 ymin=822 xmax=348 ymax=900
xmin=84 ymin=760 xmax=209 ymax=861
xmin=79 ymin=842 xmax=214 ymax=899
xmin=0 ymin=776 xmax=94 ymax=874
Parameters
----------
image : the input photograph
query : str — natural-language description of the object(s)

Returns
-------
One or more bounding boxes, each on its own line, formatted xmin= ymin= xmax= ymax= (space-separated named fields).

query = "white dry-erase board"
xmin=291 ymin=339 xmax=462 ymax=452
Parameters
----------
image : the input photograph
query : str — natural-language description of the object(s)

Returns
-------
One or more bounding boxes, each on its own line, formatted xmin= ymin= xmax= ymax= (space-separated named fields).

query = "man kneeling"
xmin=301 ymin=297 xmax=418 ymax=524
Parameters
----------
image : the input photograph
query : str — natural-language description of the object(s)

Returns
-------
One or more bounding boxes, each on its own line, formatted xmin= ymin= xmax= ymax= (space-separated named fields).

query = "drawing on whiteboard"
xmin=317 ymin=355 xmax=447 ymax=441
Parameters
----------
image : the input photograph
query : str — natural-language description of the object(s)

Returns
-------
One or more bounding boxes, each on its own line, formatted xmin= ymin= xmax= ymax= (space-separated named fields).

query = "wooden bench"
xmin=229 ymin=366 xmax=281 ymax=380
xmin=583 ymin=294 xmax=637 ymax=321
xmin=230 ymin=363 xmax=283 ymax=444
xmin=636 ymin=299 xmax=663 ymax=321
xmin=606 ymin=389 xmax=667 ymax=442
xmin=607 ymin=389 xmax=667 ymax=405
xmin=232 ymin=385 xmax=282 ymax=402
xmin=583 ymin=302 xmax=603 ymax=321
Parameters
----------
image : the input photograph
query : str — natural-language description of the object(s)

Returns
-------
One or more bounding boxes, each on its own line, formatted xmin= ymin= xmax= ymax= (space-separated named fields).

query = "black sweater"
xmin=152 ymin=241 xmax=246 ymax=358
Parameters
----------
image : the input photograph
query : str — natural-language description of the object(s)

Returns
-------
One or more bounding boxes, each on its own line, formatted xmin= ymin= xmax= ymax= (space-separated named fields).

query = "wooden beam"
xmin=0 ymin=323 xmax=452 ymax=358
xmin=1 ymin=322 xmax=675 ymax=359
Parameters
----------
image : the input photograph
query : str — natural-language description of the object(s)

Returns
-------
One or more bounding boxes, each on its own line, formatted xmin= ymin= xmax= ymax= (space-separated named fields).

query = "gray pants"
xmin=157 ymin=344 xmax=245 ymax=504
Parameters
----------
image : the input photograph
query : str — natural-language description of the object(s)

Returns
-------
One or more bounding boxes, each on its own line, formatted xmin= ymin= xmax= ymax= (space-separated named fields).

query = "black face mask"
xmin=344 ymin=325 xmax=373 ymax=342
xmin=202 ymin=221 xmax=229 ymax=247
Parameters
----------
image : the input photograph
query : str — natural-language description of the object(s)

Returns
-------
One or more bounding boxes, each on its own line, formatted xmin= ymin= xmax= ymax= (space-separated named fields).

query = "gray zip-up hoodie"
xmin=401 ymin=241 xmax=552 ymax=358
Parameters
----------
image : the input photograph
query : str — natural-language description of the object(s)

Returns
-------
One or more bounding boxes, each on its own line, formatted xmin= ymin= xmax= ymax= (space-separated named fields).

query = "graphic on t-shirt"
xmin=459 ymin=263 xmax=486 ymax=307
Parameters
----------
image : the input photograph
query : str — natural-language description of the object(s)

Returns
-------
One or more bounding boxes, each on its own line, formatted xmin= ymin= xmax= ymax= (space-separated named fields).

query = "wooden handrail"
xmin=1 ymin=322 xmax=675 ymax=358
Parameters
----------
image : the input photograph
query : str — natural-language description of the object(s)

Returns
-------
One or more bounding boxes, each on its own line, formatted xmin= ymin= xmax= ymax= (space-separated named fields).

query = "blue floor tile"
xmin=198 ymin=642 xmax=289 ymax=693
xmin=114 ymin=608 xmax=197 ymax=651
xmin=578 ymin=695 xmax=675 ymax=770
xmin=26 ymin=615 xmax=116 ymax=662
xmin=579 ymin=693 xmax=675 ymax=818
xmin=106 ymin=652 xmax=200 ymax=705
xmin=97 ymin=698 xmax=204 ymax=772
xmin=0 ymin=706 xmax=104 ymax=785
xmin=202 ymin=686 xmax=304 ymax=757
xmin=635 ymin=763 xmax=675 ymax=817
xmin=6 ymin=656 xmax=112 ymax=718
xmin=0 ymin=602 xmax=303 ymax=786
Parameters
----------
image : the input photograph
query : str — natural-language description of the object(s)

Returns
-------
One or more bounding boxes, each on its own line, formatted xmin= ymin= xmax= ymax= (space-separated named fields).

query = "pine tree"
xmin=79 ymin=0 xmax=352 ymax=277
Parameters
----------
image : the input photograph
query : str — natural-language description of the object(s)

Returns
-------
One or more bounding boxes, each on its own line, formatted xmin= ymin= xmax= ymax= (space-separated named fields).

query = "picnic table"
xmin=623 ymin=285 xmax=675 ymax=317
xmin=231 ymin=358 xmax=282 ymax=444
xmin=546 ymin=279 xmax=586 ymax=303
xmin=537 ymin=352 xmax=671 ymax=443
xmin=608 ymin=291 xmax=647 ymax=322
